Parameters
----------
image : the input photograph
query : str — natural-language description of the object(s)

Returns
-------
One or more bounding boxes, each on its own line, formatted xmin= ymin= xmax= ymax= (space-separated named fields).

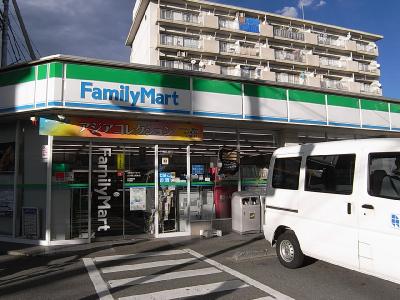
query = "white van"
xmin=264 ymin=138 xmax=400 ymax=284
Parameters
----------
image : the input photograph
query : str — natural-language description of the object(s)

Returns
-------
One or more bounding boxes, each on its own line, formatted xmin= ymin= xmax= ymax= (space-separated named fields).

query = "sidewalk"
xmin=0 ymin=232 xmax=273 ymax=260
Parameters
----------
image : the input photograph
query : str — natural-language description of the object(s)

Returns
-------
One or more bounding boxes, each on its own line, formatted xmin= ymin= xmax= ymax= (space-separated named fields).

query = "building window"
xmin=369 ymin=153 xmax=400 ymax=200
xmin=272 ymin=157 xmax=302 ymax=190
xmin=305 ymin=154 xmax=355 ymax=195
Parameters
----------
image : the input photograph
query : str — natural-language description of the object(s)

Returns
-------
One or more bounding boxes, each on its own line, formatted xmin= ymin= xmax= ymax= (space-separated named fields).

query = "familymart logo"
xmin=80 ymin=81 xmax=180 ymax=106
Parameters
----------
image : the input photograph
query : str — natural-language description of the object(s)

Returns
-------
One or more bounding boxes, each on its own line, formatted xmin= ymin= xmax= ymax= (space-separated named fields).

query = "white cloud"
xmin=298 ymin=0 xmax=314 ymax=8
xmin=275 ymin=6 xmax=299 ymax=18
xmin=316 ymin=0 xmax=327 ymax=7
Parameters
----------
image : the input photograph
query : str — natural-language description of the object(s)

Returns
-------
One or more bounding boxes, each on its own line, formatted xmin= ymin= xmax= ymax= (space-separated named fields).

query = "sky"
xmin=11 ymin=0 xmax=400 ymax=98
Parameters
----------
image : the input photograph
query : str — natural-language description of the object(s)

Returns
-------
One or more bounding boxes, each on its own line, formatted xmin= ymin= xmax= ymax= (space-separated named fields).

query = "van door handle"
xmin=347 ymin=203 xmax=352 ymax=214
xmin=362 ymin=204 xmax=374 ymax=210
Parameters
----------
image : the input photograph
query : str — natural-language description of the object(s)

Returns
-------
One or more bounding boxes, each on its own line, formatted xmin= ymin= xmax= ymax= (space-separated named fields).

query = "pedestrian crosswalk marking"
xmin=183 ymin=249 xmax=294 ymax=300
xmin=94 ymin=250 xmax=186 ymax=263
xmin=84 ymin=248 xmax=294 ymax=300
xmin=117 ymin=279 xmax=249 ymax=300
xmin=82 ymin=258 xmax=113 ymax=300
xmin=108 ymin=267 xmax=222 ymax=288
xmin=101 ymin=258 xmax=198 ymax=274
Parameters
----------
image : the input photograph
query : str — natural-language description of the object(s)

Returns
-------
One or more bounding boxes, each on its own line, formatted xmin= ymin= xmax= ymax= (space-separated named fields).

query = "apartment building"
xmin=126 ymin=0 xmax=383 ymax=96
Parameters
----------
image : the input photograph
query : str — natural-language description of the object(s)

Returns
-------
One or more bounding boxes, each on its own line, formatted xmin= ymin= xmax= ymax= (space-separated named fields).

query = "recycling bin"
xmin=231 ymin=191 xmax=261 ymax=234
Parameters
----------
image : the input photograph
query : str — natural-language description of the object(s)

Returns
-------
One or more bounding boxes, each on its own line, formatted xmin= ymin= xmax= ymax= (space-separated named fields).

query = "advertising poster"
xmin=0 ymin=142 xmax=15 ymax=172
xmin=130 ymin=187 xmax=146 ymax=211
xmin=218 ymin=148 xmax=239 ymax=175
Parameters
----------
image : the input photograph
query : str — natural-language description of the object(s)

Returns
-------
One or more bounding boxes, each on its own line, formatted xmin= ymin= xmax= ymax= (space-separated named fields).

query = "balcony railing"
xmin=356 ymin=42 xmax=377 ymax=53
xmin=321 ymin=79 xmax=348 ymax=91
xmin=358 ymin=63 xmax=379 ymax=74
xmin=160 ymin=60 xmax=199 ymax=71
xmin=160 ymin=9 xmax=199 ymax=24
xmin=360 ymin=83 xmax=382 ymax=95
xmin=160 ymin=34 xmax=200 ymax=49
xmin=320 ymin=57 xmax=344 ymax=69
xmin=276 ymin=73 xmax=306 ymax=85
xmin=274 ymin=28 xmax=305 ymax=41
xmin=220 ymin=42 xmax=259 ymax=56
xmin=275 ymin=50 xmax=306 ymax=63
xmin=219 ymin=18 xmax=239 ymax=30
xmin=317 ymin=35 xmax=345 ymax=48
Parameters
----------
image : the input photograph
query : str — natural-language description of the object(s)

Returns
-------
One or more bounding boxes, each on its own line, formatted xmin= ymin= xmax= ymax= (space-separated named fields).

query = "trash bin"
xmin=231 ymin=192 xmax=261 ymax=234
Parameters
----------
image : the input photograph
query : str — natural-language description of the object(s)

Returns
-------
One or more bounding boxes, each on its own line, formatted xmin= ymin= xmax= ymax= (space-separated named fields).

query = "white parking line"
xmin=183 ymin=249 xmax=294 ymax=300
xmin=101 ymin=258 xmax=198 ymax=274
xmin=82 ymin=258 xmax=113 ymax=300
xmin=118 ymin=279 xmax=249 ymax=300
xmin=94 ymin=250 xmax=186 ymax=263
xmin=108 ymin=267 xmax=222 ymax=288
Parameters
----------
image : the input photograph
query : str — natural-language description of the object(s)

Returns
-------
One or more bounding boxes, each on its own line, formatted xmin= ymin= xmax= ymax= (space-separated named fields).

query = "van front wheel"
xmin=276 ymin=230 xmax=304 ymax=269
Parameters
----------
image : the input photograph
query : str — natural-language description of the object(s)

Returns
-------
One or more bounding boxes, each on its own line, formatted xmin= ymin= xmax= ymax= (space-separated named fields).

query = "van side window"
xmin=305 ymin=154 xmax=355 ymax=195
xmin=369 ymin=153 xmax=400 ymax=200
xmin=272 ymin=157 xmax=301 ymax=190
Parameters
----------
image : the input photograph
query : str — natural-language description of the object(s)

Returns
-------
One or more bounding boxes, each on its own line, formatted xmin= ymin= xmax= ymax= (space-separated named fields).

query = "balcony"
xmin=219 ymin=42 xmax=259 ymax=57
xmin=358 ymin=62 xmax=380 ymax=76
xmin=159 ymin=9 xmax=200 ymax=25
xmin=321 ymin=79 xmax=348 ymax=91
xmin=360 ymin=83 xmax=382 ymax=96
xmin=275 ymin=50 xmax=306 ymax=63
xmin=159 ymin=34 xmax=200 ymax=50
xmin=273 ymin=27 xmax=305 ymax=41
xmin=320 ymin=57 xmax=345 ymax=70
xmin=317 ymin=35 xmax=345 ymax=48
xmin=356 ymin=42 xmax=379 ymax=56
xmin=276 ymin=73 xmax=307 ymax=85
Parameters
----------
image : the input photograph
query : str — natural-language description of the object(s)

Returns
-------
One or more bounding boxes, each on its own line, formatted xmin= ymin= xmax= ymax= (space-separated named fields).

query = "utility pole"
xmin=1 ymin=0 xmax=9 ymax=67
xmin=11 ymin=0 xmax=36 ymax=60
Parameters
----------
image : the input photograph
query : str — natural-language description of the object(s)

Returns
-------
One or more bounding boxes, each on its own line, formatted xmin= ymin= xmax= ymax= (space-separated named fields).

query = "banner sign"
xmin=39 ymin=117 xmax=203 ymax=141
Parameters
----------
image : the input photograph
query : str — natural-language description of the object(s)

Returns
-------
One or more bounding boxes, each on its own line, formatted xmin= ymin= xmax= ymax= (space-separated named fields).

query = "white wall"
xmin=130 ymin=1 xmax=158 ymax=65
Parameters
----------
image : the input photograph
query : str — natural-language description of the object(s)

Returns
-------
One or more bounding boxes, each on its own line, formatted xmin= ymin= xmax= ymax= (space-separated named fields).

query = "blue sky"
xmin=213 ymin=0 xmax=400 ymax=99
xmin=17 ymin=0 xmax=399 ymax=99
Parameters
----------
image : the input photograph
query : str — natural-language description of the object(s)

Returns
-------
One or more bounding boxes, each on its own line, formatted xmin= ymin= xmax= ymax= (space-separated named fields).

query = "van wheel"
xmin=276 ymin=230 xmax=304 ymax=269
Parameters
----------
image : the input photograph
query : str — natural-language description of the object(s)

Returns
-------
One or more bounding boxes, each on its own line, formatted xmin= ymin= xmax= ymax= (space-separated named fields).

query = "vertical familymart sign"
xmin=63 ymin=64 xmax=191 ymax=114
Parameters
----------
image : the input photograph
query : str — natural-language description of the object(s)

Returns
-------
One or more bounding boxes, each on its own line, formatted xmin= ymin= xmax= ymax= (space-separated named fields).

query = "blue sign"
xmin=391 ymin=214 xmax=400 ymax=229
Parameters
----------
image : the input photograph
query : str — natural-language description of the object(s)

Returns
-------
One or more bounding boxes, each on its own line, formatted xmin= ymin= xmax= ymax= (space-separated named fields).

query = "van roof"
xmin=274 ymin=138 xmax=400 ymax=156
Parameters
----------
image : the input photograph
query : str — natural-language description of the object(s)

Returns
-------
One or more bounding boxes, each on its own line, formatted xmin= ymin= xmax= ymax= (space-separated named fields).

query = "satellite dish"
xmin=191 ymin=59 xmax=197 ymax=65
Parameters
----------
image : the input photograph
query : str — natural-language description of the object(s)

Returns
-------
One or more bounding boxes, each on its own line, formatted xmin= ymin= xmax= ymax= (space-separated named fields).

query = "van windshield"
xmin=369 ymin=153 xmax=400 ymax=200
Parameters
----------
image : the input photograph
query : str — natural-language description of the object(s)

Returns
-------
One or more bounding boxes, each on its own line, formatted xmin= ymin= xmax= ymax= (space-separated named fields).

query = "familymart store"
xmin=0 ymin=55 xmax=399 ymax=245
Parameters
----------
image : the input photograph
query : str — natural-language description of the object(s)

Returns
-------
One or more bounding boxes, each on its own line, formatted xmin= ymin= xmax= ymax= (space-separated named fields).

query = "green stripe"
xmin=49 ymin=62 xmax=63 ymax=78
xmin=289 ymin=89 xmax=325 ymax=105
xmin=66 ymin=63 xmax=190 ymax=90
xmin=0 ymin=66 xmax=35 ymax=86
xmin=37 ymin=64 xmax=47 ymax=80
xmin=327 ymin=95 xmax=359 ymax=109
xmin=244 ymin=84 xmax=286 ymax=100
xmin=193 ymin=77 xmax=242 ymax=96
xmin=390 ymin=103 xmax=400 ymax=114
xmin=361 ymin=99 xmax=389 ymax=112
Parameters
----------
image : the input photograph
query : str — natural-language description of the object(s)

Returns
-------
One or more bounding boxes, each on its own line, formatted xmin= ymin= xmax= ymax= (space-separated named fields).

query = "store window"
xmin=272 ymin=157 xmax=302 ymax=190
xmin=0 ymin=141 xmax=15 ymax=236
xmin=51 ymin=141 xmax=90 ymax=240
xmin=305 ymin=154 xmax=355 ymax=195
xmin=158 ymin=145 xmax=188 ymax=234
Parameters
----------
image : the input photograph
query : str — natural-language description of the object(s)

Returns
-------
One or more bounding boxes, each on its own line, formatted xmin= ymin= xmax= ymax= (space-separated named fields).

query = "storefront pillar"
xmin=45 ymin=135 xmax=53 ymax=244
xmin=12 ymin=121 xmax=20 ymax=238
xmin=186 ymin=145 xmax=191 ymax=232
xmin=154 ymin=144 xmax=159 ymax=237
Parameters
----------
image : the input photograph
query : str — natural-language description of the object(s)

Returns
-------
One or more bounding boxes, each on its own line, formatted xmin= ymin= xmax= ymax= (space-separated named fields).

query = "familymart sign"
xmin=63 ymin=64 xmax=191 ymax=114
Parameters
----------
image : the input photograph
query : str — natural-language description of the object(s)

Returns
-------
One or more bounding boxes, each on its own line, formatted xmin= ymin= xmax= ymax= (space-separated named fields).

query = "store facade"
xmin=0 ymin=55 xmax=399 ymax=245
